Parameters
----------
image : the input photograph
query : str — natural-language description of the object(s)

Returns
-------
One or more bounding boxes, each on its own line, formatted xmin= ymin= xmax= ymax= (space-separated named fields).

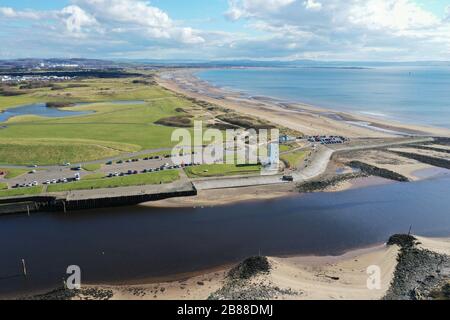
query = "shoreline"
xmin=34 ymin=235 xmax=449 ymax=300
xmin=157 ymin=68 xmax=450 ymax=138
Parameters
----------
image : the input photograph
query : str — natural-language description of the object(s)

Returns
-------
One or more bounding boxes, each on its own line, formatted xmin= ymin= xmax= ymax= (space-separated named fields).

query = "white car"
xmin=44 ymin=180 xmax=50 ymax=185
xmin=32 ymin=181 xmax=39 ymax=186
xmin=51 ymin=179 xmax=57 ymax=184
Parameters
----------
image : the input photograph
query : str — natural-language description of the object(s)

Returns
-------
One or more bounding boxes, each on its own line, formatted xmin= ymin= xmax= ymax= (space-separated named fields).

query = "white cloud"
xmin=72 ymin=0 xmax=204 ymax=44
xmin=303 ymin=0 xmax=322 ymax=11
xmin=1 ymin=0 xmax=449 ymax=60
xmin=348 ymin=0 xmax=439 ymax=31
xmin=224 ymin=0 xmax=450 ymax=60
xmin=0 ymin=0 xmax=205 ymax=46
xmin=60 ymin=5 xmax=98 ymax=35
xmin=0 ymin=7 xmax=42 ymax=19
xmin=226 ymin=0 xmax=295 ymax=20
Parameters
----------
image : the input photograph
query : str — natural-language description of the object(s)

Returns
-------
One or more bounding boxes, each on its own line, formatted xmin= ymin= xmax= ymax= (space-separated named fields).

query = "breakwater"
xmin=390 ymin=151 xmax=450 ymax=170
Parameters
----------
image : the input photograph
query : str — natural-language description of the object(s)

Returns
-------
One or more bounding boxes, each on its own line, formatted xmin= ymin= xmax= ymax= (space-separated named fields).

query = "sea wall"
xmin=0 ymin=184 xmax=197 ymax=216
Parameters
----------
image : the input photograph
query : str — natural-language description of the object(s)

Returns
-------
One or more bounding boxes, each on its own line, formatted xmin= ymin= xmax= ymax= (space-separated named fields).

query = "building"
xmin=279 ymin=135 xmax=296 ymax=144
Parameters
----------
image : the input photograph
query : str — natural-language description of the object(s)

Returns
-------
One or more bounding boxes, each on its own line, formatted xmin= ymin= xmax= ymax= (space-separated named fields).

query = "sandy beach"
xmin=71 ymin=235 xmax=450 ymax=300
xmin=77 ymin=243 xmax=398 ymax=300
xmin=156 ymin=69 xmax=450 ymax=138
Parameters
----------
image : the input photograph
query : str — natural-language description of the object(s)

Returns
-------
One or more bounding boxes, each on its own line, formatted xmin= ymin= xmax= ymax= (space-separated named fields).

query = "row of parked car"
xmin=13 ymin=181 xmax=39 ymax=188
xmin=13 ymin=173 xmax=81 ymax=189
xmin=106 ymin=152 xmax=197 ymax=165
xmin=106 ymin=162 xmax=200 ymax=178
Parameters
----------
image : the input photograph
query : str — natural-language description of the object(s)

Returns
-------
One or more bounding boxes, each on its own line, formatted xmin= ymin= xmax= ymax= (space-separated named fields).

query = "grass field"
xmin=0 ymin=183 xmax=7 ymax=190
xmin=280 ymin=150 xmax=308 ymax=169
xmin=82 ymin=164 xmax=102 ymax=171
xmin=0 ymin=168 xmax=29 ymax=179
xmin=82 ymin=173 xmax=105 ymax=180
xmin=0 ymin=77 xmax=196 ymax=165
xmin=0 ymin=139 xmax=135 ymax=166
xmin=0 ymin=186 xmax=43 ymax=198
xmin=184 ymin=163 xmax=261 ymax=178
xmin=47 ymin=170 xmax=179 ymax=192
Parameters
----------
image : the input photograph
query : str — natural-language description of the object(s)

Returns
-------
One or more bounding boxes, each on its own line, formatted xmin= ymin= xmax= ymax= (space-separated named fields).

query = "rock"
xmin=228 ymin=256 xmax=271 ymax=280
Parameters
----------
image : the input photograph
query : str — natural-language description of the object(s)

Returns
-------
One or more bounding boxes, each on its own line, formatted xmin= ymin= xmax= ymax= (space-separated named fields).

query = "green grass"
xmin=280 ymin=150 xmax=307 ymax=169
xmin=82 ymin=173 xmax=106 ymax=180
xmin=0 ymin=168 xmax=29 ymax=179
xmin=185 ymin=163 xmax=261 ymax=178
xmin=82 ymin=163 xmax=102 ymax=171
xmin=47 ymin=170 xmax=179 ymax=192
xmin=279 ymin=143 xmax=298 ymax=152
xmin=0 ymin=186 xmax=43 ymax=198
xmin=0 ymin=77 xmax=196 ymax=165
xmin=0 ymin=139 xmax=137 ymax=166
xmin=0 ymin=183 xmax=7 ymax=190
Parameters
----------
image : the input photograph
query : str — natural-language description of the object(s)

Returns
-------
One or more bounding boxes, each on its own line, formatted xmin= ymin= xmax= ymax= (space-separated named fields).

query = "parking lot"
xmin=3 ymin=154 xmax=199 ymax=189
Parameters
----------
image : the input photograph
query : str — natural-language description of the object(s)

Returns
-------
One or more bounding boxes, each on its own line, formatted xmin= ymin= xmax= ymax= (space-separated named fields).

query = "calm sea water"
xmin=1 ymin=176 xmax=449 ymax=298
xmin=196 ymin=67 xmax=450 ymax=128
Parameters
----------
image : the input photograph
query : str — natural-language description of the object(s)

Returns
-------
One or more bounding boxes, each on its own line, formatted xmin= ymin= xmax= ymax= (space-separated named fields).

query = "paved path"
xmin=195 ymin=136 xmax=435 ymax=189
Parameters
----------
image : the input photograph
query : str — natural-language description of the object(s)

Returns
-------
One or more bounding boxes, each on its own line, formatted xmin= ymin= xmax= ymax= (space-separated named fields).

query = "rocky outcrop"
xmin=384 ymin=234 xmax=450 ymax=300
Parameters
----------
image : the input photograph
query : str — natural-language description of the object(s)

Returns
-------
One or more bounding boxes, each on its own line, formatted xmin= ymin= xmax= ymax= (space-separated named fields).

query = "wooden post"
xmin=27 ymin=205 xmax=30 ymax=217
xmin=62 ymin=201 xmax=67 ymax=213
xmin=408 ymin=225 xmax=412 ymax=236
xmin=21 ymin=259 xmax=27 ymax=277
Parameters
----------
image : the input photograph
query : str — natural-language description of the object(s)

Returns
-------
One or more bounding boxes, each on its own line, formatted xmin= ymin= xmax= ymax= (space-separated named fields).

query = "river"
xmin=0 ymin=175 xmax=449 ymax=298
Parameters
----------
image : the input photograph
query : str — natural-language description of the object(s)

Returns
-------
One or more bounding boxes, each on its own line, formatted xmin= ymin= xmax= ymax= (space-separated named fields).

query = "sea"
xmin=196 ymin=66 xmax=450 ymax=129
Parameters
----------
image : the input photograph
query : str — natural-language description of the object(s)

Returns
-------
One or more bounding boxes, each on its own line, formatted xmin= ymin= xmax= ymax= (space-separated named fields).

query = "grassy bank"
xmin=47 ymin=170 xmax=179 ymax=192
xmin=0 ymin=168 xmax=29 ymax=179
xmin=82 ymin=164 xmax=102 ymax=171
xmin=185 ymin=163 xmax=261 ymax=178
xmin=280 ymin=150 xmax=307 ymax=169
xmin=0 ymin=139 xmax=134 ymax=166
xmin=0 ymin=186 xmax=43 ymax=198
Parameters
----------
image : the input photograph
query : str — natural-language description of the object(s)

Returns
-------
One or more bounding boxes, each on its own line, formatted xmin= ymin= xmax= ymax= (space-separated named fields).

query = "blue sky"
xmin=1 ymin=0 xmax=450 ymax=61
